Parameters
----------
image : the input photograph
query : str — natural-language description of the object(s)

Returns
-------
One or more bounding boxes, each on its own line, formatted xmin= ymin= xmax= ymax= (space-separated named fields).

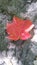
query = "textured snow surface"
xmin=0 ymin=1 xmax=37 ymax=65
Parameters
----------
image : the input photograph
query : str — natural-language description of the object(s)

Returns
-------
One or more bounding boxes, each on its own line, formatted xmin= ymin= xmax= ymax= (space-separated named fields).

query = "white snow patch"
xmin=31 ymin=29 xmax=37 ymax=42
xmin=27 ymin=2 xmax=37 ymax=13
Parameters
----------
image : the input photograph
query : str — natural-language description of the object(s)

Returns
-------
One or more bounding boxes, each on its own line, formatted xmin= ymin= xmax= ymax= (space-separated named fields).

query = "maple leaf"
xmin=6 ymin=16 xmax=34 ymax=41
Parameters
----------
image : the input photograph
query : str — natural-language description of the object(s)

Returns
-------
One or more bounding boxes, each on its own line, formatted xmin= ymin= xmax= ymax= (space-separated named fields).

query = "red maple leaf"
xmin=6 ymin=16 xmax=34 ymax=41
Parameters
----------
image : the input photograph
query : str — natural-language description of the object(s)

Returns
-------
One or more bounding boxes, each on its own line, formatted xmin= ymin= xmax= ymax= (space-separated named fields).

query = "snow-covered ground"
xmin=0 ymin=2 xmax=37 ymax=65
